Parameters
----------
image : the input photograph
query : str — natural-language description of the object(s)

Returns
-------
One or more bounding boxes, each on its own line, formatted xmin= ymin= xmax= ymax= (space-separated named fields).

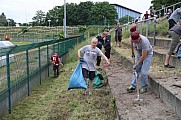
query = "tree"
xmin=0 ymin=12 xmax=7 ymax=26
xmin=7 ymin=19 xmax=16 ymax=26
xmin=76 ymin=1 xmax=94 ymax=25
xmin=90 ymin=2 xmax=117 ymax=25
xmin=119 ymin=15 xmax=134 ymax=25
xmin=151 ymin=0 xmax=181 ymax=10
xmin=32 ymin=10 xmax=46 ymax=26
xmin=33 ymin=1 xmax=117 ymax=26
xmin=46 ymin=6 xmax=64 ymax=26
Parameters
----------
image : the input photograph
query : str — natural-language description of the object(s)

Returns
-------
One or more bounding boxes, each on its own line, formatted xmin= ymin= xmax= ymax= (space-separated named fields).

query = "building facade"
xmin=112 ymin=4 xmax=142 ymax=20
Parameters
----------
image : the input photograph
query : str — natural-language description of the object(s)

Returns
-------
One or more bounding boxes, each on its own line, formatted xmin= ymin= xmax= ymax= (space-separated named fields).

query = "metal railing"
xmin=0 ymin=34 xmax=84 ymax=117
xmin=154 ymin=2 xmax=181 ymax=18
xmin=121 ymin=16 xmax=167 ymax=46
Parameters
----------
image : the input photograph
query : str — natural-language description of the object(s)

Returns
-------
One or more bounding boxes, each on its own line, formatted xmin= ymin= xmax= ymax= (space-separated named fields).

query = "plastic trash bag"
xmin=93 ymin=70 xmax=104 ymax=88
xmin=87 ymin=70 xmax=104 ymax=88
xmin=68 ymin=62 xmax=87 ymax=90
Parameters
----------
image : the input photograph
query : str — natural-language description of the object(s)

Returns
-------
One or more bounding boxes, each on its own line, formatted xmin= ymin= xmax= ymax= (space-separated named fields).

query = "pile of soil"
xmin=106 ymin=55 xmax=180 ymax=120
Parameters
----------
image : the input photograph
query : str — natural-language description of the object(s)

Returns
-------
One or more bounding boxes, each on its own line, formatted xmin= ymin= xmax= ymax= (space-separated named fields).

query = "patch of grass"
xmin=2 ymin=40 xmax=116 ymax=120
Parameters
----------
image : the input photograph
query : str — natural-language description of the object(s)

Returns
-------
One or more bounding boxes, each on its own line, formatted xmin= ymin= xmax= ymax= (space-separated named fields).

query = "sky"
xmin=0 ymin=0 xmax=152 ymax=23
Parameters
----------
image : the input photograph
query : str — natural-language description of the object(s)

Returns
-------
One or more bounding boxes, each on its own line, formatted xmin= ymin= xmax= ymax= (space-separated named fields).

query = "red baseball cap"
xmin=131 ymin=31 xmax=140 ymax=43
xmin=130 ymin=26 xmax=136 ymax=32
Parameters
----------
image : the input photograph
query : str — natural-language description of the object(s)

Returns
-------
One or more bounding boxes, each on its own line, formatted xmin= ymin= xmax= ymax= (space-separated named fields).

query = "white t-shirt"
xmin=80 ymin=45 xmax=103 ymax=71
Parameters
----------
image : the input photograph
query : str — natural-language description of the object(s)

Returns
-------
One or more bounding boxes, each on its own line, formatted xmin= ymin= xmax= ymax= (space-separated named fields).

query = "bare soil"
xmin=106 ymin=55 xmax=180 ymax=120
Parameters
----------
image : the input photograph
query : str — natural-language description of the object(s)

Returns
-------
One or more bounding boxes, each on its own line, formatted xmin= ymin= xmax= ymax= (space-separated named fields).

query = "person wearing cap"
xmin=129 ymin=26 xmax=137 ymax=58
xmin=126 ymin=31 xmax=153 ymax=93
xmin=164 ymin=25 xmax=181 ymax=68
xmin=130 ymin=25 xmax=137 ymax=33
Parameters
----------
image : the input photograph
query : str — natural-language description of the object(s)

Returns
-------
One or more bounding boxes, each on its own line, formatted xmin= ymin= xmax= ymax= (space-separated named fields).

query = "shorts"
xmin=168 ymin=19 xmax=176 ymax=30
xmin=168 ymin=30 xmax=180 ymax=55
xmin=115 ymin=36 xmax=122 ymax=42
xmin=105 ymin=48 xmax=111 ymax=59
xmin=82 ymin=68 xmax=95 ymax=80
xmin=96 ymin=56 xmax=101 ymax=66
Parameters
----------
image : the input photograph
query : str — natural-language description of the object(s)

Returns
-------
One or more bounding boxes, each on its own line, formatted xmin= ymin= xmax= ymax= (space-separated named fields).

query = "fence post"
xmin=64 ymin=42 xmax=66 ymax=53
xmin=146 ymin=20 xmax=149 ymax=38
xmin=76 ymin=37 xmax=79 ymax=45
xmin=140 ymin=21 xmax=142 ymax=35
xmin=88 ymin=31 xmax=90 ymax=39
xmin=173 ymin=5 xmax=175 ymax=12
xmin=38 ymin=47 xmax=41 ymax=85
xmin=53 ymin=43 xmax=55 ymax=54
xmin=47 ymin=45 xmax=49 ymax=77
xmin=153 ymin=19 xmax=157 ymax=46
xmin=26 ymin=50 xmax=30 ymax=96
xmin=58 ymin=42 xmax=60 ymax=54
xmin=6 ymin=53 xmax=11 ymax=114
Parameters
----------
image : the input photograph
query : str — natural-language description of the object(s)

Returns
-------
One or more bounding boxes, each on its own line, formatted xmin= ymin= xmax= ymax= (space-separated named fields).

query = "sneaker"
xmin=126 ymin=86 xmax=135 ymax=93
xmin=88 ymin=91 xmax=92 ymax=96
xmin=140 ymin=88 xmax=147 ymax=94
xmin=164 ymin=64 xmax=175 ymax=68
xmin=82 ymin=89 xmax=87 ymax=95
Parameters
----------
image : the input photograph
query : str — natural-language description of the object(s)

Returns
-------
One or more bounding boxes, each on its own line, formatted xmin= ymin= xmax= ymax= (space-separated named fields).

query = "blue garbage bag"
xmin=68 ymin=62 xmax=87 ymax=90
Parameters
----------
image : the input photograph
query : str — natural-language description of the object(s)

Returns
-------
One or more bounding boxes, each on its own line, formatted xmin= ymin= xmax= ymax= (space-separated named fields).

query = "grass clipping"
xmin=3 ymin=40 xmax=116 ymax=120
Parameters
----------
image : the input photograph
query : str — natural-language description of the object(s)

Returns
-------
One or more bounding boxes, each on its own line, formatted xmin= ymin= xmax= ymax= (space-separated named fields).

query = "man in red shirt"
xmin=143 ymin=11 xmax=149 ymax=20
xmin=51 ymin=52 xmax=62 ymax=77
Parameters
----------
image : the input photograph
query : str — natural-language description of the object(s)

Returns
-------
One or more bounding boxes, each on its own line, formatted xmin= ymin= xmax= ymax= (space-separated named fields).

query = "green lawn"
xmin=2 ymin=40 xmax=116 ymax=120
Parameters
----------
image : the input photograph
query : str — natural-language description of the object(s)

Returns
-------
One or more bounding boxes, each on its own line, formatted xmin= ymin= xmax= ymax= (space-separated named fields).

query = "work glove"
xmin=133 ymin=64 xmax=138 ymax=70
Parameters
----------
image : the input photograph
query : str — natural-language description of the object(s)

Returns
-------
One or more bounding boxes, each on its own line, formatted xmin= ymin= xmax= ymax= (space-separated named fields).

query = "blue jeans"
xmin=131 ymin=54 xmax=152 ymax=88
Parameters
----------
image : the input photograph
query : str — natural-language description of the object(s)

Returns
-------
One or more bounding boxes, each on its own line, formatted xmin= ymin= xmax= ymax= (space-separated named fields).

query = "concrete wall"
xmin=113 ymin=49 xmax=181 ymax=118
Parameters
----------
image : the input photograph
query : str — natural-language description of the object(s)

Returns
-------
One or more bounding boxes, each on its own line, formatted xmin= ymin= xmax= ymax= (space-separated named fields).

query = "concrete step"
xmin=153 ymin=46 xmax=181 ymax=68
xmin=149 ymin=37 xmax=181 ymax=49
xmin=112 ymin=47 xmax=181 ymax=118
xmin=121 ymin=41 xmax=181 ymax=68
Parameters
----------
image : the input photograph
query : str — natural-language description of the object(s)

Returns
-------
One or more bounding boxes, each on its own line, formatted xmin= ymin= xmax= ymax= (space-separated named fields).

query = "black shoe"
xmin=126 ymin=86 xmax=136 ymax=93
xmin=164 ymin=64 xmax=175 ymax=68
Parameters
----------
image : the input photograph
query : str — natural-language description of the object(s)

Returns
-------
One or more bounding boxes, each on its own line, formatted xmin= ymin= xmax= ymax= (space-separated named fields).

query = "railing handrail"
xmin=154 ymin=2 xmax=181 ymax=13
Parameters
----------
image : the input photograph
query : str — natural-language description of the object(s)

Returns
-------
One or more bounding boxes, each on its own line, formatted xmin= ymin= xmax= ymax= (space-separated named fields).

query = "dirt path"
xmin=107 ymin=55 xmax=180 ymax=120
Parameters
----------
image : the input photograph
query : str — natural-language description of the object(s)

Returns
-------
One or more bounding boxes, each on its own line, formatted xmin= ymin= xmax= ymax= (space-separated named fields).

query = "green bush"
xmin=78 ymin=26 xmax=87 ymax=33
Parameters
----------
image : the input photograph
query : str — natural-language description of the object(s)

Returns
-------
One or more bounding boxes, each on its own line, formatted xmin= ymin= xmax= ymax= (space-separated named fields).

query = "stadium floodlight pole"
xmin=64 ymin=0 xmax=67 ymax=38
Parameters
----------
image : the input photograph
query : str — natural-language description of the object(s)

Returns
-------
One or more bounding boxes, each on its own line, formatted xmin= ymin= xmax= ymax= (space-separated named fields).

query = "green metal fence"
xmin=0 ymin=34 xmax=84 ymax=117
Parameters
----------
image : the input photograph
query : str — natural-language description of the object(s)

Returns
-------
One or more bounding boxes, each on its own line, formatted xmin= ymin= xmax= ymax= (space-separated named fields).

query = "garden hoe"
xmin=132 ymin=57 xmax=143 ymax=102
xmin=133 ymin=71 xmax=143 ymax=102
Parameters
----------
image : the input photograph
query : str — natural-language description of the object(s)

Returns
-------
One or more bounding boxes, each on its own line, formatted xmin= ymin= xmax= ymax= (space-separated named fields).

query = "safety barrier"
xmin=0 ymin=34 xmax=84 ymax=118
